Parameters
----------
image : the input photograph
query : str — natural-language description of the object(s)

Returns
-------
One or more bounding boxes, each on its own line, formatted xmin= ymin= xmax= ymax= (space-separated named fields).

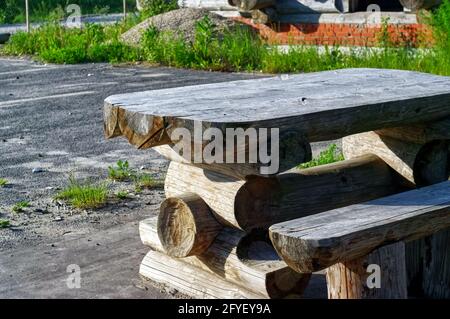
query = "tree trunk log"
xmin=158 ymin=193 xmax=223 ymax=257
xmin=141 ymin=217 xmax=311 ymax=298
xmin=140 ymin=250 xmax=263 ymax=299
xmin=343 ymin=131 xmax=449 ymax=187
xmin=164 ymin=154 xmax=403 ymax=231
xmin=326 ymin=242 xmax=408 ymax=299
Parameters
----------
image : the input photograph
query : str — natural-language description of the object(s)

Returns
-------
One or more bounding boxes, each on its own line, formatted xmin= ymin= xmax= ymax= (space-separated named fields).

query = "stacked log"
xmin=134 ymin=150 xmax=410 ymax=298
xmin=136 ymin=123 xmax=448 ymax=298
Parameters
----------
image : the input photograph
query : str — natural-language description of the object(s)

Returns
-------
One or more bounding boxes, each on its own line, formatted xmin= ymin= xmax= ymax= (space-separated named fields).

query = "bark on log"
xmin=141 ymin=217 xmax=311 ymax=298
xmin=165 ymin=154 xmax=403 ymax=231
xmin=400 ymin=0 xmax=442 ymax=11
xmin=158 ymin=193 xmax=223 ymax=257
xmin=343 ymin=132 xmax=449 ymax=187
xmin=326 ymin=242 xmax=408 ymax=299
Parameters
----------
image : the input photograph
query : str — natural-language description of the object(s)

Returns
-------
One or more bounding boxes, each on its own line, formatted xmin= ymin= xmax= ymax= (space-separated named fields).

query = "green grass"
xmin=140 ymin=10 xmax=450 ymax=75
xmin=108 ymin=160 xmax=135 ymax=181
xmin=0 ymin=219 xmax=10 ymax=229
xmin=55 ymin=176 xmax=108 ymax=209
xmin=0 ymin=178 xmax=7 ymax=187
xmin=2 ymin=22 xmax=141 ymax=64
xmin=12 ymin=201 xmax=30 ymax=213
xmin=2 ymin=2 xmax=450 ymax=76
xmin=0 ymin=0 xmax=137 ymax=24
xmin=116 ymin=190 xmax=129 ymax=199
xmin=134 ymin=174 xmax=164 ymax=192
xmin=299 ymin=144 xmax=344 ymax=169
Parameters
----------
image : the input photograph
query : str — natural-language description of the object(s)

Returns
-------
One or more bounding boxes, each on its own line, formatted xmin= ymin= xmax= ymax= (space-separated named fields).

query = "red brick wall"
xmin=234 ymin=17 xmax=434 ymax=47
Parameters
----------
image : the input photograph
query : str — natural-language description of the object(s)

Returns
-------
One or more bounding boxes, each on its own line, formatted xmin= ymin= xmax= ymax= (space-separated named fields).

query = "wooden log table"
xmin=104 ymin=68 xmax=450 ymax=299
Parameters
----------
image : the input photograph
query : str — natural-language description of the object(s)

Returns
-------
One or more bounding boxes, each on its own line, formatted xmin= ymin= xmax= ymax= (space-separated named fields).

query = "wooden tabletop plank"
xmin=269 ymin=181 xmax=450 ymax=273
xmin=104 ymin=68 xmax=450 ymax=176
xmin=105 ymin=68 xmax=450 ymax=121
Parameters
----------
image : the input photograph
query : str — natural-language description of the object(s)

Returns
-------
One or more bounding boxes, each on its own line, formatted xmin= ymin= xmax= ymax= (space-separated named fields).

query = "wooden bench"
xmin=103 ymin=68 xmax=450 ymax=299
xmin=269 ymin=181 xmax=450 ymax=298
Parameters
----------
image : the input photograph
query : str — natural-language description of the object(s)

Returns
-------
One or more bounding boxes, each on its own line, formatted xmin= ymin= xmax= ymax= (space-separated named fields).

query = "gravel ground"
xmin=0 ymin=58 xmax=261 ymax=298
xmin=0 ymin=57 xmax=332 ymax=298
xmin=0 ymin=58 xmax=258 ymax=251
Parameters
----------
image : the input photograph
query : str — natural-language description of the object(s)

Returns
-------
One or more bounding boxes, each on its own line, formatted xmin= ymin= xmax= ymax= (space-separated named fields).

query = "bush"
xmin=142 ymin=16 xmax=263 ymax=71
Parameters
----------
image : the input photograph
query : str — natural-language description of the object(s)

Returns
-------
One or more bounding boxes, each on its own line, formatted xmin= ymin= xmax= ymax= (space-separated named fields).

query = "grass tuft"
xmin=56 ymin=176 xmax=108 ymax=209
xmin=134 ymin=174 xmax=164 ymax=192
xmin=108 ymin=160 xmax=135 ymax=181
xmin=0 ymin=178 xmax=8 ymax=187
xmin=0 ymin=219 xmax=10 ymax=229
xmin=299 ymin=144 xmax=344 ymax=169
xmin=116 ymin=190 xmax=129 ymax=200
xmin=12 ymin=201 xmax=30 ymax=213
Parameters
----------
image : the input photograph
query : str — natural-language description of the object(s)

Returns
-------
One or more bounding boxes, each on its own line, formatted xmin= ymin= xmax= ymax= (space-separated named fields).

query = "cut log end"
xmin=158 ymin=193 xmax=222 ymax=258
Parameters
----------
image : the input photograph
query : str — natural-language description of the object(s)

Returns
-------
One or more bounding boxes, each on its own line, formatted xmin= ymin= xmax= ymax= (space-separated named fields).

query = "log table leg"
xmin=326 ymin=242 xmax=408 ymax=299
xmin=407 ymin=229 xmax=450 ymax=298
xmin=343 ymin=131 xmax=450 ymax=298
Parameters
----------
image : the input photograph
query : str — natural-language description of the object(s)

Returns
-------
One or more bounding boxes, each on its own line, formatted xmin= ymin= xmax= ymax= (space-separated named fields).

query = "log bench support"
xmin=270 ymin=181 xmax=450 ymax=299
xmin=343 ymin=128 xmax=450 ymax=298
xmin=326 ymin=242 xmax=407 ymax=299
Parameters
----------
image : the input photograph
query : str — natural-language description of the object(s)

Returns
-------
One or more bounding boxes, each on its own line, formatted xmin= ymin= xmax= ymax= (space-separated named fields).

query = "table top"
xmin=104 ymin=68 xmax=450 ymax=146
xmin=105 ymin=68 xmax=450 ymax=123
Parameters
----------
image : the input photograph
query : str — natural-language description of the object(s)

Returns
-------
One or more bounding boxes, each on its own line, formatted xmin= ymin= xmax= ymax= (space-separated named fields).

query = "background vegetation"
xmin=0 ymin=0 xmax=136 ymax=24
xmin=1 ymin=0 xmax=450 ymax=76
